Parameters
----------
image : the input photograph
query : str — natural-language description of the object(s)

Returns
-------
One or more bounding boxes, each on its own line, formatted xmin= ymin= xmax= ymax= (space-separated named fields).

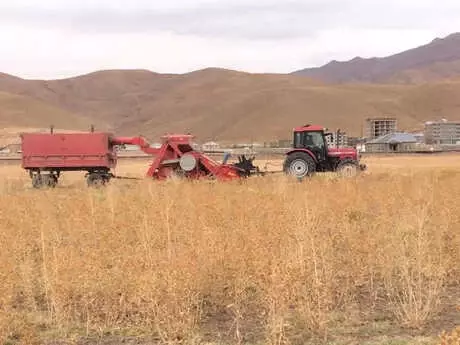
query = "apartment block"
xmin=424 ymin=120 xmax=460 ymax=144
xmin=326 ymin=130 xmax=348 ymax=148
xmin=365 ymin=118 xmax=397 ymax=139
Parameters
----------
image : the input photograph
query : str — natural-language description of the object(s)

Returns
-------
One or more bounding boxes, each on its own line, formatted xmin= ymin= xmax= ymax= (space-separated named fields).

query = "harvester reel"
xmin=179 ymin=154 xmax=198 ymax=172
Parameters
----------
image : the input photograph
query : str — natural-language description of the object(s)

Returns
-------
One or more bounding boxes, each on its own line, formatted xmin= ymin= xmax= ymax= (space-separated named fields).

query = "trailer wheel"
xmin=32 ymin=174 xmax=43 ymax=189
xmin=31 ymin=173 xmax=58 ymax=189
xmin=87 ymin=173 xmax=106 ymax=188
xmin=42 ymin=174 xmax=58 ymax=188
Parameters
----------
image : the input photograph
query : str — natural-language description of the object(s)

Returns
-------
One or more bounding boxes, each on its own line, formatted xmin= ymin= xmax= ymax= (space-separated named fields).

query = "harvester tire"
xmin=284 ymin=152 xmax=316 ymax=178
xmin=336 ymin=160 xmax=359 ymax=178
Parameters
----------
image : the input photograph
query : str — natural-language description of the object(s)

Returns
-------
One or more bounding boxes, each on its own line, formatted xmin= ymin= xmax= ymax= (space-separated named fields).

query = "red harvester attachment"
xmin=111 ymin=134 xmax=258 ymax=181
xmin=20 ymin=128 xmax=259 ymax=188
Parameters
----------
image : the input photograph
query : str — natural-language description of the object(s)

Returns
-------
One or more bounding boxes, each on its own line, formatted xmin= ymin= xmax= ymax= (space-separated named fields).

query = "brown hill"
xmin=386 ymin=59 xmax=460 ymax=84
xmin=293 ymin=33 xmax=460 ymax=84
xmin=0 ymin=90 xmax=105 ymax=146
xmin=0 ymin=91 xmax=101 ymax=130
xmin=1 ymin=69 xmax=460 ymax=142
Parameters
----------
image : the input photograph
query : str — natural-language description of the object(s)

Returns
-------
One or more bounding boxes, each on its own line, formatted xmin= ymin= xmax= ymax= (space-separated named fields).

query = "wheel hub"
xmin=290 ymin=159 xmax=309 ymax=177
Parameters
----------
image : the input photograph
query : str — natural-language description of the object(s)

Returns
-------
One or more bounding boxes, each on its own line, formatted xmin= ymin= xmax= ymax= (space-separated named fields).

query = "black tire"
xmin=32 ymin=174 xmax=58 ymax=189
xmin=87 ymin=173 xmax=106 ymax=188
xmin=42 ymin=174 xmax=58 ymax=188
xmin=336 ymin=160 xmax=359 ymax=178
xmin=283 ymin=152 xmax=316 ymax=178
xmin=32 ymin=174 xmax=43 ymax=189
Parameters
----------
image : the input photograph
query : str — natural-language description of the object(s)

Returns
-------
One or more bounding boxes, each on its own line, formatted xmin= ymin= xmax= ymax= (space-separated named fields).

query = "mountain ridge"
xmin=292 ymin=32 xmax=460 ymax=84
xmin=1 ymin=68 xmax=460 ymax=142
xmin=1 ymin=33 xmax=460 ymax=142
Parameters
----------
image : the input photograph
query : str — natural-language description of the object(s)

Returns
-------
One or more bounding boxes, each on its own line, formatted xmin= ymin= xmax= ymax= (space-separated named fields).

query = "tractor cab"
xmin=284 ymin=124 xmax=366 ymax=178
xmin=293 ymin=125 xmax=329 ymax=162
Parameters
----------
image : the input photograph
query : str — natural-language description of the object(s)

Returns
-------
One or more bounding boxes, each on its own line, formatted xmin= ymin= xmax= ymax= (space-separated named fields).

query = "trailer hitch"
xmin=111 ymin=175 xmax=143 ymax=180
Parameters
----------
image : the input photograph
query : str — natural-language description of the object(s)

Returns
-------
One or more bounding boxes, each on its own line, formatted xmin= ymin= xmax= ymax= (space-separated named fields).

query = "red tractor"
xmin=283 ymin=125 xmax=366 ymax=178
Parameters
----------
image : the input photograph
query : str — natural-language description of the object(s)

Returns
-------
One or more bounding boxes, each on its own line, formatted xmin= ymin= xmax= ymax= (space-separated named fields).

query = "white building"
xmin=202 ymin=141 xmax=220 ymax=151
xmin=424 ymin=120 xmax=460 ymax=145
xmin=326 ymin=131 xmax=348 ymax=148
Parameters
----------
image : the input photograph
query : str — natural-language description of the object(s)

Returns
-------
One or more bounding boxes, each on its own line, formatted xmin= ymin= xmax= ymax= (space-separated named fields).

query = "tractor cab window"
xmin=310 ymin=132 xmax=325 ymax=148
xmin=294 ymin=131 xmax=325 ymax=149
xmin=294 ymin=132 xmax=303 ymax=148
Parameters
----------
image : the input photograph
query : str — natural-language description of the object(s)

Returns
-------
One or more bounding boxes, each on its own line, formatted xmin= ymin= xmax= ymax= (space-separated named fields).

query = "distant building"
xmin=365 ymin=132 xmax=418 ymax=153
xmin=356 ymin=143 xmax=366 ymax=153
xmin=0 ymin=144 xmax=21 ymax=154
xmin=202 ymin=141 xmax=220 ymax=151
xmin=413 ymin=132 xmax=425 ymax=144
xmin=424 ymin=120 xmax=460 ymax=145
xmin=365 ymin=117 xmax=397 ymax=139
xmin=325 ymin=130 xmax=348 ymax=148
xmin=264 ymin=139 xmax=291 ymax=148
xmin=277 ymin=139 xmax=292 ymax=148
xmin=347 ymin=136 xmax=365 ymax=148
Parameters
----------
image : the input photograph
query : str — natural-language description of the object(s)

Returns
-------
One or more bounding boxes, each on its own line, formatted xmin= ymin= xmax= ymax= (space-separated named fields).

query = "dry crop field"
xmin=0 ymin=154 xmax=459 ymax=345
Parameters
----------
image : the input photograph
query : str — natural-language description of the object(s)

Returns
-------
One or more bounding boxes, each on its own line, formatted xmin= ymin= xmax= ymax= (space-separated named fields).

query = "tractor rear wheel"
xmin=336 ymin=160 xmax=359 ymax=178
xmin=283 ymin=152 xmax=316 ymax=178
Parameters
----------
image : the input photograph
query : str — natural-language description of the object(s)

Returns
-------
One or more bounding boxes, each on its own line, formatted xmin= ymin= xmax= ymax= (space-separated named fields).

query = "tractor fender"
xmin=285 ymin=149 xmax=318 ymax=162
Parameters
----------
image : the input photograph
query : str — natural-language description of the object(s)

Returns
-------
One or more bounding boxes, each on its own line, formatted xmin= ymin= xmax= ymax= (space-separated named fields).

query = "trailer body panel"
xmin=20 ymin=132 xmax=117 ymax=170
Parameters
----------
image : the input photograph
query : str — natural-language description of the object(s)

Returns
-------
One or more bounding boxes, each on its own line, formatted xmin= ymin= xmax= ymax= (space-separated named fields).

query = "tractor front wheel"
xmin=336 ymin=160 xmax=359 ymax=178
xmin=283 ymin=152 xmax=316 ymax=179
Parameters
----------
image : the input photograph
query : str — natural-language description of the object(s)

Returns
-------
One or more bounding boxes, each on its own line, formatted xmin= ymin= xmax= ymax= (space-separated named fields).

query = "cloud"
xmin=0 ymin=0 xmax=459 ymax=78
xmin=0 ymin=0 xmax=353 ymax=40
xmin=1 ymin=0 xmax=459 ymax=41
xmin=7 ymin=0 xmax=460 ymax=40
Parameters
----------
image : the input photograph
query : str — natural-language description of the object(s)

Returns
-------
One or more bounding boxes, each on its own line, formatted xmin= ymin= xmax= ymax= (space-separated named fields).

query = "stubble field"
xmin=0 ymin=154 xmax=459 ymax=345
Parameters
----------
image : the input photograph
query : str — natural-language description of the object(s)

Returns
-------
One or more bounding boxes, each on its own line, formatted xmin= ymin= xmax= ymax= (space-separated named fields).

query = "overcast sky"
xmin=0 ymin=0 xmax=459 ymax=79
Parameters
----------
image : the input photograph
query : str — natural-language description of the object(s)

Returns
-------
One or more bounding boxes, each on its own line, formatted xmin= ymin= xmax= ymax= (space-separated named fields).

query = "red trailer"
xmin=21 ymin=131 xmax=118 ymax=188
xmin=20 ymin=129 xmax=260 ymax=188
